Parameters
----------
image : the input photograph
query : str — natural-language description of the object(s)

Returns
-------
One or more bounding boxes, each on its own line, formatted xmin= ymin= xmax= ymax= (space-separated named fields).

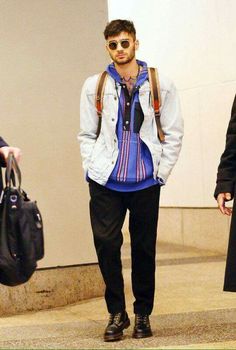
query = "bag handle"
xmin=5 ymin=153 xmax=22 ymax=188
xmin=148 ymin=67 xmax=165 ymax=142
xmin=95 ymin=71 xmax=108 ymax=137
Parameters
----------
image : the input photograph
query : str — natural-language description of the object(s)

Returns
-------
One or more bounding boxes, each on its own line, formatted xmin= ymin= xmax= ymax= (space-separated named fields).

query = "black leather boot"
xmin=104 ymin=311 xmax=130 ymax=341
xmin=132 ymin=314 xmax=153 ymax=338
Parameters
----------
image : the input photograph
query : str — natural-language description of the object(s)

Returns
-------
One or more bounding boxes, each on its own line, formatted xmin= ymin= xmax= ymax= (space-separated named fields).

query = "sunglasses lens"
xmin=108 ymin=40 xmax=130 ymax=50
xmin=108 ymin=42 xmax=117 ymax=50
xmin=121 ymin=40 xmax=130 ymax=49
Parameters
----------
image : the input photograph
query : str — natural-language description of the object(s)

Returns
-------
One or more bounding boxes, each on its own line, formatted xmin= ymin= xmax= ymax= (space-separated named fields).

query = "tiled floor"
xmin=1 ymin=242 xmax=236 ymax=349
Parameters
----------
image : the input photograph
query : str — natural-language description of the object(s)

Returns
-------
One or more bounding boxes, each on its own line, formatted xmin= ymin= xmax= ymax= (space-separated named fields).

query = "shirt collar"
xmin=106 ymin=60 xmax=148 ymax=86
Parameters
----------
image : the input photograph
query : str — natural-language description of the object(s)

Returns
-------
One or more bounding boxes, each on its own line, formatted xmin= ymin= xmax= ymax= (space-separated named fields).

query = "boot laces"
xmin=108 ymin=312 xmax=123 ymax=326
xmin=113 ymin=312 xmax=123 ymax=325
xmin=136 ymin=314 xmax=149 ymax=325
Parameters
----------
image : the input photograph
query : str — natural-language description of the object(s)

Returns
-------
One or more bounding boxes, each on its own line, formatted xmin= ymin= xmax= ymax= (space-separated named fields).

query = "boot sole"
xmin=132 ymin=331 xmax=153 ymax=339
xmin=104 ymin=319 xmax=131 ymax=342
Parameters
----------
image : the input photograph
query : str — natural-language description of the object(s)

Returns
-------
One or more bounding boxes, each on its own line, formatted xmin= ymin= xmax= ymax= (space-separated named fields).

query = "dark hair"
xmin=104 ymin=19 xmax=136 ymax=40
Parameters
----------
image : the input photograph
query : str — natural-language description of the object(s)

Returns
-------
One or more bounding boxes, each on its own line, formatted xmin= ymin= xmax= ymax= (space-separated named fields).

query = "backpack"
xmin=95 ymin=67 xmax=165 ymax=142
xmin=0 ymin=153 xmax=44 ymax=286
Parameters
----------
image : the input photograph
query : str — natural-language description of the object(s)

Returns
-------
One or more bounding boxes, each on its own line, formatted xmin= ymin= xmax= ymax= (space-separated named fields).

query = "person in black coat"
xmin=0 ymin=137 xmax=22 ymax=192
xmin=214 ymin=95 xmax=236 ymax=291
xmin=0 ymin=137 xmax=21 ymax=163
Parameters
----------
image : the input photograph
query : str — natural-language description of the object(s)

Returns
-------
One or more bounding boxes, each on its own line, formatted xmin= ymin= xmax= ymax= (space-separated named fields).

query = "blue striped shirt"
xmin=105 ymin=60 xmax=158 ymax=192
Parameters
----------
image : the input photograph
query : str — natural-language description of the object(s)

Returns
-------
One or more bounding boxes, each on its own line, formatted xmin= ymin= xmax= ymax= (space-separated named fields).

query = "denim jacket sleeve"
xmin=77 ymin=76 xmax=99 ymax=175
xmin=156 ymin=80 xmax=184 ymax=182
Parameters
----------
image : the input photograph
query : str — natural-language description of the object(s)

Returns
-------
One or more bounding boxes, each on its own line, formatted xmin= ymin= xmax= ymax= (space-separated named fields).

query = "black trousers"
xmin=89 ymin=180 xmax=160 ymax=315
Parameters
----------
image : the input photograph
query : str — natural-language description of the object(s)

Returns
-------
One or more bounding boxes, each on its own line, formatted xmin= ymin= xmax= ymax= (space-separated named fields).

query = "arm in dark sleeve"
xmin=0 ymin=137 xmax=8 ymax=148
xmin=214 ymin=95 xmax=236 ymax=199
xmin=0 ymin=137 xmax=8 ymax=167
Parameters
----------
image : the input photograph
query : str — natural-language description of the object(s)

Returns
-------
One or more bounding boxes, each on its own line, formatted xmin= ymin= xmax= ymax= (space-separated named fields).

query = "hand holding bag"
xmin=0 ymin=153 xmax=44 ymax=286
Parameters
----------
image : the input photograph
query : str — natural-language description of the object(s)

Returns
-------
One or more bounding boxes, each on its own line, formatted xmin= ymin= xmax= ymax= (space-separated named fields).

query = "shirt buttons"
xmin=125 ymin=121 xmax=129 ymax=124
xmin=114 ymin=96 xmax=117 ymax=100
xmin=112 ymin=118 xmax=115 ymax=121
xmin=127 ymin=102 xmax=130 ymax=106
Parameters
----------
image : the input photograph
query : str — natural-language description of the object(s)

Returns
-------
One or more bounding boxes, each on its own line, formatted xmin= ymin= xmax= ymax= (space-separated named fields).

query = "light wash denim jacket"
xmin=78 ymin=71 xmax=184 ymax=185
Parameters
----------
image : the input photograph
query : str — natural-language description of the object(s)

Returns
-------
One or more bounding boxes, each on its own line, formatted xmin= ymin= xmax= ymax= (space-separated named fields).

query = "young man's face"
xmin=106 ymin=31 xmax=138 ymax=65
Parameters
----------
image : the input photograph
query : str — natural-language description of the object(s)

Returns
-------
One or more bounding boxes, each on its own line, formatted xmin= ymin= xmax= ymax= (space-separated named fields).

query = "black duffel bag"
xmin=0 ymin=153 xmax=44 ymax=286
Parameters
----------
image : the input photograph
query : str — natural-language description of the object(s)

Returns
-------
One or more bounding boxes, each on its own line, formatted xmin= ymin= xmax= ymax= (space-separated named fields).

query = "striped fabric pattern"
xmin=105 ymin=60 xmax=158 ymax=192
xmin=117 ymin=130 xmax=131 ymax=182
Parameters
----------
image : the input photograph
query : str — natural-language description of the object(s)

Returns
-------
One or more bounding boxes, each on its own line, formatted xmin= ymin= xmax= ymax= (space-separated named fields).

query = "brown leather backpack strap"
xmin=148 ymin=67 xmax=165 ymax=142
xmin=95 ymin=71 xmax=108 ymax=137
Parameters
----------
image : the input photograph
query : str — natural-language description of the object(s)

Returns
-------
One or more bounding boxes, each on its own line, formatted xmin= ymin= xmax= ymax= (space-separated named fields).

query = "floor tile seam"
xmin=1 ymin=337 xmax=235 ymax=350
xmin=0 ymin=319 xmax=99 ymax=331
xmin=4 ymin=307 xmax=234 ymax=325
xmin=122 ymin=255 xmax=226 ymax=268
xmin=1 ymin=307 xmax=236 ymax=329
xmin=0 ymin=339 xmax=142 ymax=349
xmin=2 ymin=325 xmax=236 ymax=348
xmin=157 ymin=256 xmax=226 ymax=266
xmin=0 ymin=334 xmax=98 ymax=345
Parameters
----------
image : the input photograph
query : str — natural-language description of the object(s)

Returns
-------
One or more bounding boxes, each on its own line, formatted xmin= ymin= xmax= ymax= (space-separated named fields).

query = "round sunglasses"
xmin=107 ymin=39 xmax=130 ymax=51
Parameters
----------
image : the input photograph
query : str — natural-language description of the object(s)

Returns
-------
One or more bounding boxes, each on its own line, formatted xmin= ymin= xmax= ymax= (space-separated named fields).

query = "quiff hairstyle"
xmin=104 ymin=19 xmax=136 ymax=40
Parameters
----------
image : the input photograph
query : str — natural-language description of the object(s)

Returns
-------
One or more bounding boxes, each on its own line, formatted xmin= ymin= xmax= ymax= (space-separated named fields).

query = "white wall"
xmin=108 ymin=0 xmax=236 ymax=207
xmin=1 ymin=0 xmax=108 ymax=267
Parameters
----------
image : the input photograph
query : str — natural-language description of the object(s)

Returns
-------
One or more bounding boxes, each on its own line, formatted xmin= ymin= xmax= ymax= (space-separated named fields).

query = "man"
xmin=215 ymin=95 xmax=236 ymax=292
xmin=78 ymin=19 xmax=183 ymax=341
